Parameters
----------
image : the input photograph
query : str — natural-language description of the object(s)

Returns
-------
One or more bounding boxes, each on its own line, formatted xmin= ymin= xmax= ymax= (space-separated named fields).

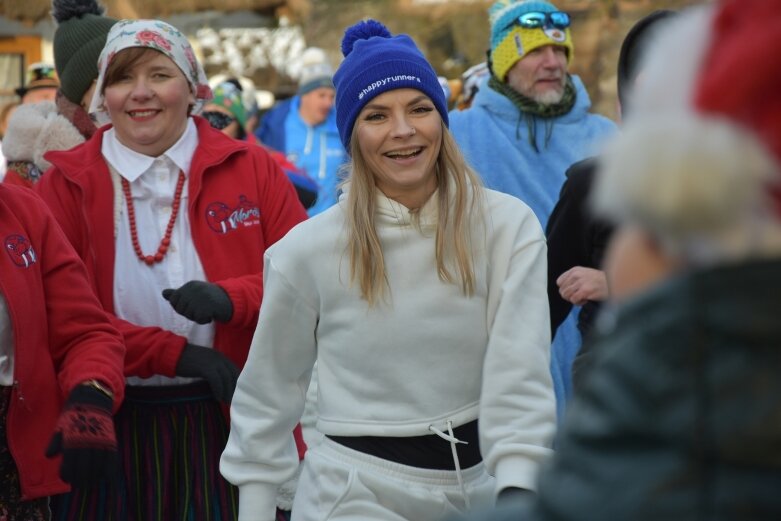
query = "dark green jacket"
xmin=467 ymin=258 xmax=781 ymax=521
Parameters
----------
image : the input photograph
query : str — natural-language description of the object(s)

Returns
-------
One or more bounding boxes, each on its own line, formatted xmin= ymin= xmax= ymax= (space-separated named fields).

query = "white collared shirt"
xmin=103 ymin=118 xmax=215 ymax=386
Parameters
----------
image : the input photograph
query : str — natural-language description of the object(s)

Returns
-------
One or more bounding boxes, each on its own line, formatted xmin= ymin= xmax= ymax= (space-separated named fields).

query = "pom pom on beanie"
xmin=340 ymin=19 xmax=392 ymax=57
xmin=52 ymin=0 xmax=117 ymax=104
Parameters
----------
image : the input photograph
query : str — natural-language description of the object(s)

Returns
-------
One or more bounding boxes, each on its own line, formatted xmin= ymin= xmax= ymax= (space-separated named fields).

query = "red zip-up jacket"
xmin=37 ymin=117 xmax=307 ymax=378
xmin=0 ymin=184 xmax=125 ymax=500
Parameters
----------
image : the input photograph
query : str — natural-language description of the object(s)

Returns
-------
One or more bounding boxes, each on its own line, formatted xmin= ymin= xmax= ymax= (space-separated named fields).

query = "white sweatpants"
xmin=291 ymin=437 xmax=495 ymax=521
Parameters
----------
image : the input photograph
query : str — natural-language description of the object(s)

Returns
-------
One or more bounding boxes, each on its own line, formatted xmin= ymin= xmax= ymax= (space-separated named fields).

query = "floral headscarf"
xmin=89 ymin=19 xmax=213 ymax=126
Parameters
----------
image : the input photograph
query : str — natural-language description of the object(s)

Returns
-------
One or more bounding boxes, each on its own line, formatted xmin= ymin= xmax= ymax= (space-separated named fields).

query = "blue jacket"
xmin=256 ymin=97 xmax=347 ymax=216
xmin=449 ymin=75 xmax=616 ymax=231
xmin=450 ymin=76 xmax=617 ymax=417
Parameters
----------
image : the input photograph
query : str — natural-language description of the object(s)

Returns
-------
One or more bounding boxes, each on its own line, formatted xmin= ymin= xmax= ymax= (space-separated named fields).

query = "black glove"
xmin=162 ymin=280 xmax=233 ymax=324
xmin=45 ymin=383 xmax=118 ymax=487
xmin=176 ymin=343 xmax=240 ymax=403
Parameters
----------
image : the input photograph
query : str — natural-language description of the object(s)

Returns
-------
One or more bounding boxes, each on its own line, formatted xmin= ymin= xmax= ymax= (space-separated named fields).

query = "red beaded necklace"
xmin=121 ymin=171 xmax=186 ymax=266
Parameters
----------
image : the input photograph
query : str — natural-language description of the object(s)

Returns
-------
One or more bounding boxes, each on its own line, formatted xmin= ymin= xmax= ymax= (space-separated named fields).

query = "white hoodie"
xmin=221 ymin=186 xmax=556 ymax=520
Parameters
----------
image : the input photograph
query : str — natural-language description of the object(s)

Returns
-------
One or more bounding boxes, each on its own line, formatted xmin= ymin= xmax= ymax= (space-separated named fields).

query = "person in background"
xmin=455 ymin=61 xmax=490 ymax=111
xmin=546 ymin=10 xmax=677 ymax=391
xmin=16 ymin=63 xmax=60 ymax=104
xmin=234 ymin=77 xmax=263 ymax=135
xmin=204 ymin=79 xmax=319 ymax=210
xmin=221 ymin=19 xmax=555 ymax=521
xmin=203 ymin=79 xmax=250 ymax=140
xmin=35 ymin=18 xmax=307 ymax=521
xmin=256 ymin=47 xmax=347 ymax=216
xmin=464 ymin=1 xmax=781 ymax=519
xmin=0 ymin=183 xmax=124 ymax=521
xmin=449 ymin=0 xmax=617 ymax=414
xmin=3 ymin=0 xmax=116 ymax=187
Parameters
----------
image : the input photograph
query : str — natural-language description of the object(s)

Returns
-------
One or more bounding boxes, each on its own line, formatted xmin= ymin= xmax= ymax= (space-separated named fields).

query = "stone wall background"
xmin=299 ymin=0 xmax=710 ymax=121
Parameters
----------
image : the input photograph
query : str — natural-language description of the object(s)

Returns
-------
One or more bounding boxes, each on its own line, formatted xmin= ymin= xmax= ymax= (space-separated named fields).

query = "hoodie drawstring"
xmin=429 ymin=421 xmax=471 ymax=511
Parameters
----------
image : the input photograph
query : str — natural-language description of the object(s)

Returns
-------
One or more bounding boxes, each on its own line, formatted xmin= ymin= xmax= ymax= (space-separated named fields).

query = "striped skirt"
xmin=51 ymin=382 xmax=238 ymax=521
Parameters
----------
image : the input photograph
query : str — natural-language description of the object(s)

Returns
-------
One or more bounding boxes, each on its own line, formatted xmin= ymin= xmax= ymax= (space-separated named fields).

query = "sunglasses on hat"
xmin=510 ymin=11 xmax=571 ymax=30
xmin=27 ymin=63 xmax=57 ymax=82
xmin=203 ymin=111 xmax=236 ymax=131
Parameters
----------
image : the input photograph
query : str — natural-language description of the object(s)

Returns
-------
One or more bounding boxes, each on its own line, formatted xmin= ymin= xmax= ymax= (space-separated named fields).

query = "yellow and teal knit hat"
xmin=489 ymin=0 xmax=574 ymax=82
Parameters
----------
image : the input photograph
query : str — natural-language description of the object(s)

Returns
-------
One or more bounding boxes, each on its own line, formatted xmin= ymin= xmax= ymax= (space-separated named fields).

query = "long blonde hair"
xmin=344 ymin=121 xmax=484 ymax=305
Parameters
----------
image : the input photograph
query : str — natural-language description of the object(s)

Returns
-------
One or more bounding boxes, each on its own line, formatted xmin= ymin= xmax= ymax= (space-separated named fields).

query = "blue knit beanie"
xmin=333 ymin=19 xmax=449 ymax=150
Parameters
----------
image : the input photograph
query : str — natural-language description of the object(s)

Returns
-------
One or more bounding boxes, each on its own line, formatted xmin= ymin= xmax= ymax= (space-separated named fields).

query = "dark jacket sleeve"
xmin=546 ymin=158 xmax=597 ymax=337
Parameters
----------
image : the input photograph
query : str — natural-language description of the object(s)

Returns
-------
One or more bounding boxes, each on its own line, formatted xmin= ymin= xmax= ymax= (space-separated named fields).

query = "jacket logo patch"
xmin=205 ymin=196 xmax=261 ymax=234
xmin=5 ymin=234 xmax=37 ymax=268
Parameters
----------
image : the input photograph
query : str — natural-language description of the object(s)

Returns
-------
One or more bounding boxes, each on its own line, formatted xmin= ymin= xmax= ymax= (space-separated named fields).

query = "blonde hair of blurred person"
xmin=593 ymin=3 xmax=781 ymax=296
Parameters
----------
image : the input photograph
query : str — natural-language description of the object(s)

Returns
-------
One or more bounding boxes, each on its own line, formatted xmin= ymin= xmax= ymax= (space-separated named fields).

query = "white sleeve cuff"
xmin=493 ymin=454 xmax=545 ymax=494
xmin=238 ymin=483 xmax=278 ymax=521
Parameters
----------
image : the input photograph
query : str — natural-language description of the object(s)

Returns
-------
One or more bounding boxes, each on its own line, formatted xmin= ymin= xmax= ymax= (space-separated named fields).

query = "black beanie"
xmin=52 ymin=0 xmax=117 ymax=105
xmin=617 ymin=10 xmax=677 ymax=115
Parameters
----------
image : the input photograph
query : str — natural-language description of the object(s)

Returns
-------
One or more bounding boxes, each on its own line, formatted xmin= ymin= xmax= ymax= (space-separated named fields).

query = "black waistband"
xmin=327 ymin=419 xmax=481 ymax=470
xmin=124 ymin=381 xmax=213 ymax=403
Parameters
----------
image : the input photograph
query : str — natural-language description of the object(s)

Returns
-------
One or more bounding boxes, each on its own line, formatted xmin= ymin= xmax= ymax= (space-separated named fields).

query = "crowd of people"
xmin=0 ymin=0 xmax=778 ymax=520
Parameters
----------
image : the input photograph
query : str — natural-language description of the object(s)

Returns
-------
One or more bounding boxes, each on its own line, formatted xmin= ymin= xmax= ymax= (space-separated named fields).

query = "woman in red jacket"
xmin=35 ymin=18 xmax=307 ymax=521
xmin=0 ymin=184 xmax=124 ymax=520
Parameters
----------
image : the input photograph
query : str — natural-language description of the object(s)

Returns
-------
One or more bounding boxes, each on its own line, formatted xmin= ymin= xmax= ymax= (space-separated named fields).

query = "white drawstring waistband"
xmin=429 ymin=421 xmax=471 ymax=511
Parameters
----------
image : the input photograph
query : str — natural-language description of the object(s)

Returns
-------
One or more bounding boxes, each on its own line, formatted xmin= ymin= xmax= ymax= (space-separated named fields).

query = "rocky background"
xmin=295 ymin=0 xmax=709 ymax=120
xmin=0 ymin=0 xmax=711 ymax=119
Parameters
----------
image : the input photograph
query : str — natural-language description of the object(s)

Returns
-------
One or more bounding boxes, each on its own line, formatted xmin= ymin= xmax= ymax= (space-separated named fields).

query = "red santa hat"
xmin=592 ymin=0 xmax=781 ymax=264
xmin=694 ymin=0 xmax=781 ymax=215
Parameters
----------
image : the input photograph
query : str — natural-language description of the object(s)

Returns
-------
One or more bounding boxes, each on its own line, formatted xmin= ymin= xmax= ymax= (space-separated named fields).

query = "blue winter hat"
xmin=333 ymin=19 xmax=449 ymax=150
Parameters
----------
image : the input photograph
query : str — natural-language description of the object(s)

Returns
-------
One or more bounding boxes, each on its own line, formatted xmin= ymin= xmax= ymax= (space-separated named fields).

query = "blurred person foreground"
xmin=463 ymin=0 xmax=781 ymax=520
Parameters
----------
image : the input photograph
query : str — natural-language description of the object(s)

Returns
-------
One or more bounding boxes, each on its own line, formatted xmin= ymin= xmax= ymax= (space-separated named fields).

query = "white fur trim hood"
xmin=1 ymin=101 xmax=85 ymax=172
xmin=590 ymin=4 xmax=781 ymax=263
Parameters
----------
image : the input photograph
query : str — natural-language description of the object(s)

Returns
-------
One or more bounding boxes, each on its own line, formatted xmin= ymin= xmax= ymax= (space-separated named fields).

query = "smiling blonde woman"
xmin=222 ymin=19 xmax=556 ymax=521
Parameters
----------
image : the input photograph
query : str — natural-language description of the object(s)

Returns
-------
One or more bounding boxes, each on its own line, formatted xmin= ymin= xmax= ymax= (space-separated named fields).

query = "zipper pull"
xmin=12 ymin=380 xmax=31 ymax=412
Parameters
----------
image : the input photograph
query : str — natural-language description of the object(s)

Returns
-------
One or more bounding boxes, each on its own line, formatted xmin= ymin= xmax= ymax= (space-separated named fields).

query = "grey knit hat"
xmin=52 ymin=0 xmax=117 ymax=104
